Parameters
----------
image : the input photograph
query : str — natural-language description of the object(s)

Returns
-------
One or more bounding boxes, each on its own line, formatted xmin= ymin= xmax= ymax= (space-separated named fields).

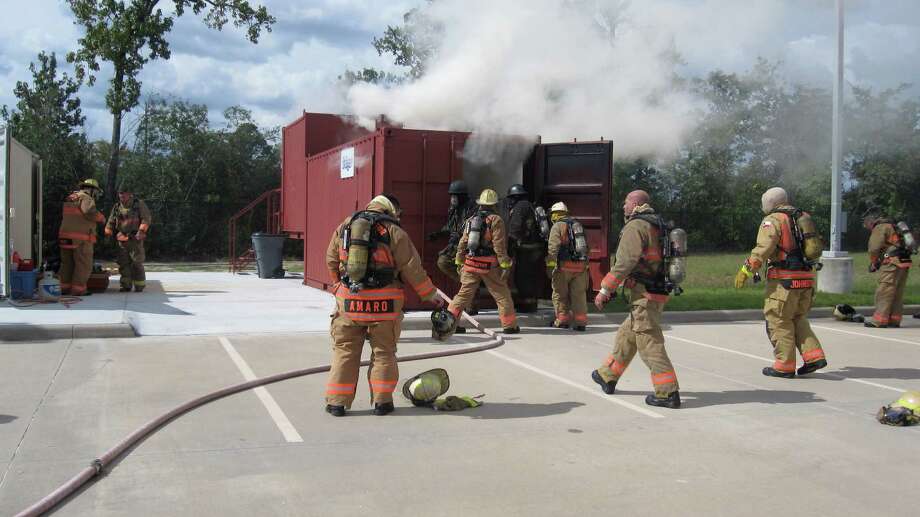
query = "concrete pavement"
xmin=1 ymin=317 xmax=918 ymax=516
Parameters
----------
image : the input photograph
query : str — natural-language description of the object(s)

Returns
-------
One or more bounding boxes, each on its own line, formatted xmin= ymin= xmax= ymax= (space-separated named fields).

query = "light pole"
xmin=818 ymin=0 xmax=855 ymax=293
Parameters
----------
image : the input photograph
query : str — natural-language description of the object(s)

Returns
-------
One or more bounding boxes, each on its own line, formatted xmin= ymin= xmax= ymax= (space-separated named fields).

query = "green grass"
xmin=600 ymin=252 xmax=920 ymax=312
xmin=106 ymin=260 xmax=305 ymax=273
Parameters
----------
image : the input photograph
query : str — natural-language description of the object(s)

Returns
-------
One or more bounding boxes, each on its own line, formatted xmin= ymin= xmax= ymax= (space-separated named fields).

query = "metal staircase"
xmin=228 ymin=188 xmax=281 ymax=274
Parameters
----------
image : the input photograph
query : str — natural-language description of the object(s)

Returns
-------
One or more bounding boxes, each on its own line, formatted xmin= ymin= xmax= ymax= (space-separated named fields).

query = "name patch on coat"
xmin=344 ymin=299 xmax=394 ymax=314
xmin=781 ymin=279 xmax=814 ymax=289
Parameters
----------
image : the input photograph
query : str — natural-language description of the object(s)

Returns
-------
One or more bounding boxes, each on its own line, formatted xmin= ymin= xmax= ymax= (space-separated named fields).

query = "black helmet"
xmin=507 ymin=184 xmax=527 ymax=197
xmin=448 ymin=180 xmax=468 ymax=195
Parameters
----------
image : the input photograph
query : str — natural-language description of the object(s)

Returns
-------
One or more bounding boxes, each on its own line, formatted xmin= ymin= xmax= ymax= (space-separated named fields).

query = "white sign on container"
xmin=340 ymin=147 xmax=355 ymax=179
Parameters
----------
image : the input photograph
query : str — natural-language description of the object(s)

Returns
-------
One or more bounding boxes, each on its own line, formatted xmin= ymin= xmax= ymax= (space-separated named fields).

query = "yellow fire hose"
xmin=15 ymin=289 xmax=503 ymax=516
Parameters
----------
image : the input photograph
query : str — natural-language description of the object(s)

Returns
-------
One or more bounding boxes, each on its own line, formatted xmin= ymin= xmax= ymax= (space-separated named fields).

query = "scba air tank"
xmin=534 ymin=206 xmax=551 ymax=240
xmin=467 ymin=215 xmax=484 ymax=253
xmin=668 ymin=228 xmax=688 ymax=285
xmin=345 ymin=216 xmax=371 ymax=291
xmin=571 ymin=220 xmax=588 ymax=257
xmin=896 ymin=221 xmax=918 ymax=253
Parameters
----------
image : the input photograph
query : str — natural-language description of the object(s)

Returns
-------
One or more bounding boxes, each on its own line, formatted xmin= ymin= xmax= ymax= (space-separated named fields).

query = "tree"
xmin=66 ymin=0 xmax=275 ymax=208
xmin=1 ymin=51 xmax=94 ymax=253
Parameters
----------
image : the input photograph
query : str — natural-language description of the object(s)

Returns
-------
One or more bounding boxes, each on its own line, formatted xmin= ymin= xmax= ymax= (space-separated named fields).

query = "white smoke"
xmin=346 ymin=0 xmax=706 ymax=159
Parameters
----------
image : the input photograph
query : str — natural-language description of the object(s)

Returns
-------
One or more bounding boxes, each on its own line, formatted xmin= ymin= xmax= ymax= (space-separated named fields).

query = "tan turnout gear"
xmin=746 ymin=204 xmax=826 ymax=373
xmin=868 ymin=220 xmax=912 ymax=326
xmin=324 ymin=197 xmax=438 ymax=408
xmin=448 ymin=206 xmax=517 ymax=330
xmin=106 ymin=197 xmax=152 ymax=290
xmin=546 ymin=218 xmax=589 ymax=327
xmin=59 ymin=188 xmax=105 ymax=295
xmin=595 ymin=204 xmax=678 ymax=397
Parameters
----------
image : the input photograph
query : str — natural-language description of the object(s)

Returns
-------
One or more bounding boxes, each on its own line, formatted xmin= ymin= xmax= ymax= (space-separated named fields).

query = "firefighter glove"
xmin=734 ymin=264 xmax=754 ymax=289
xmin=594 ymin=290 xmax=611 ymax=311
xmin=869 ymin=261 xmax=880 ymax=273
xmin=433 ymin=395 xmax=483 ymax=411
xmin=545 ymin=260 xmax=557 ymax=279
xmin=499 ymin=261 xmax=512 ymax=281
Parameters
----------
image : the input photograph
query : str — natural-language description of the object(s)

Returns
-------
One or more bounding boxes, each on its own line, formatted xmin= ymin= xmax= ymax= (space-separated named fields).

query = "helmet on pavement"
xmin=476 ymin=188 xmax=499 ymax=206
xmin=448 ymin=180 xmax=469 ymax=195
xmin=507 ymin=184 xmax=527 ymax=197
xmin=80 ymin=178 xmax=103 ymax=192
xmin=402 ymin=368 xmax=450 ymax=406
xmin=877 ymin=391 xmax=920 ymax=426
xmin=431 ymin=307 xmax=457 ymax=341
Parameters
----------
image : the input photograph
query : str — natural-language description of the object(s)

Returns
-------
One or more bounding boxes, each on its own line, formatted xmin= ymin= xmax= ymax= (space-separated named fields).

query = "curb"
xmin=401 ymin=304 xmax=920 ymax=331
xmin=0 ymin=323 xmax=137 ymax=342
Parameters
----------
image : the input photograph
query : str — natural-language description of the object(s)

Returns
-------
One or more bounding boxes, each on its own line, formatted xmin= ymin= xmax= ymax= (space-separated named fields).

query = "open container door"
xmin=529 ymin=140 xmax=613 ymax=293
xmin=0 ymin=127 xmax=8 ymax=297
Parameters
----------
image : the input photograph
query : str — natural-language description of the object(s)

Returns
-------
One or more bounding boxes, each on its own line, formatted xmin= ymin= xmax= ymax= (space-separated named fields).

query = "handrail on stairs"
xmin=229 ymin=188 xmax=281 ymax=273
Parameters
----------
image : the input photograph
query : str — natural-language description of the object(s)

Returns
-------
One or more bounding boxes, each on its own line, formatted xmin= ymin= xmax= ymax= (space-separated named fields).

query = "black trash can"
xmin=251 ymin=233 xmax=286 ymax=279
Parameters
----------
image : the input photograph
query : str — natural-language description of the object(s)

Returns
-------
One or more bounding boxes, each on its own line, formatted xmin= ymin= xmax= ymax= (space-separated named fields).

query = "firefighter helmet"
xmin=431 ymin=307 xmax=457 ymax=341
xmin=402 ymin=368 xmax=450 ymax=406
xmin=448 ymin=180 xmax=469 ymax=195
xmin=507 ymin=184 xmax=527 ymax=197
xmin=877 ymin=391 xmax=920 ymax=426
xmin=80 ymin=178 xmax=102 ymax=192
xmin=550 ymin=202 xmax=568 ymax=214
xmin=476 ymin=188 xmax=499 ymax=206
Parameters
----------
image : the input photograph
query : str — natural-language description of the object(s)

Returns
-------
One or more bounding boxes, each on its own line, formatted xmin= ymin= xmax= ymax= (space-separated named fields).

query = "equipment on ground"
xmin=877 ymin=391 xmax=920 ymax=426
xmin=433 ymin=395 xmax=483 ymax=411
xmin=431 ymin=307 xmax=458 ymax=341
xmin=833 ymin=304 xmax=865 ymax=323
xmin=402 ymin=368 xmax=451 ymax=406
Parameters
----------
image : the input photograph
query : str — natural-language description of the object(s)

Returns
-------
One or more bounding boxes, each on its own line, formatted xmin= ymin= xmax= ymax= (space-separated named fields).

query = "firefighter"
xmin=864 ymin=211 xmax=912 ymax=328
xmin=428 ymin=180 xmax=477 ymax=283
xmin=545 ymin=202 xmax=589 ymax=331
xmin=506 ymin=183 xmax=542 ymax=312
xmin=324 ymin=194 xmax=442 ymax=417
xmin=105 ymin=179 xmax=152 ymax=292
xmin=734 ymin=187 xmax=827 ymax=378
xmin=448 ymin=188 xmax=519 ymax=334
xmin=58 ymin=179 xmax=105 ymax=296
xmin=591 ymin=190 xmax=680 ymax=408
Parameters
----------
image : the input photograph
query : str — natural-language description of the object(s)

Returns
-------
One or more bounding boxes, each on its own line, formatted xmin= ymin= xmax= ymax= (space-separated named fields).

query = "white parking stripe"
xmin=665 ymin=333 xmax=905 ymax=393
xmin=219 ymin=336 xmax=304 ymax=443
xmin=484 ymin=349 xmax=665 ymax=419
xmin=812 ymin=325 xmax=920 ymax=347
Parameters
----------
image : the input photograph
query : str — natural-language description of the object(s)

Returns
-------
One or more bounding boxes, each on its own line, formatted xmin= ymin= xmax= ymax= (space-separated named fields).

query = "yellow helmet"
xmin=476 ymin=188 xmax=499 ymax=206
xmin=550 ymin=202 xmax=568 ymax=214
xmin=80 ymin=178 xmax=102 ymax=192
xmin=877 ymin=390 xmax=920 ymax=426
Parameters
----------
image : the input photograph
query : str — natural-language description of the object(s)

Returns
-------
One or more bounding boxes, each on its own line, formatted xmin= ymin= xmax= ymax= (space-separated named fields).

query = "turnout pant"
xmin=448 ymin=268 xmax=517 ymax=328
xmin=873 ymin=265 xmax=910 ymax=326
xmin=596 ymin=287 xmax=678 ymax=397
xmin=117 ymin=239 xmax=146 ymax=290
xmin=437 ymin=252 xmax=460 ymax=283
xmin=763 ymin=281 xmax=826 ymax=372
xmin=325 ymin=314 xmax=401 ymax=408
xmin=551 ymin=268 xmax=589 ymax=327
xmin=60 ymin=241 xmax=94 ymax=296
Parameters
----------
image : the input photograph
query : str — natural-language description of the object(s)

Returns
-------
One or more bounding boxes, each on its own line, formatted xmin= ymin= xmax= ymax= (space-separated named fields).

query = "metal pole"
xmin=830 ymin=0 xmax=844 ymax=253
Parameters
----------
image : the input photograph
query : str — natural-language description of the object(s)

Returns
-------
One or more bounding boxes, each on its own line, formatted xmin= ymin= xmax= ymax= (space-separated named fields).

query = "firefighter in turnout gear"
xmin=545 ymin=202 xmax=589 ymax=331
xmin=865 ymin=211 xmax=913 ymax=328
xmin=506 ymin=183 xmax=542 ymax=312
xmin=324 ymin=194 xmax=442 ymax=417
xmin=105 ymin=180 xmax=152 ymax=292
xmin=428 ymin=180 xmax=477 ymax=283
xmin=58 ymin=179 xmax=105 ymax=296
xmin=447 ymin=188 xmax=519 ymax=334
xmin=735 ymin=187 xmax=827 ymax=378
xmin=592 ymin=190 xmax=681 ymax=409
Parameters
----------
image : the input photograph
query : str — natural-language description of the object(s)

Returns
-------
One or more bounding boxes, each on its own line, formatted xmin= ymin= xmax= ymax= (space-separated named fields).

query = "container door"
xmin=530 ymin=141 xmax=613 ymax=291
xmin=0 ymin=127 xmax=8 ymax=297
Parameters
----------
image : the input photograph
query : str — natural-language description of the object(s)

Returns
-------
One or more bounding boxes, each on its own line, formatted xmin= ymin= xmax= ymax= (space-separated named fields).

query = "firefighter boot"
xmin=762 ymin=367 xmax=795 ymax=379
xmin=120 ymin=286 xmax=131 ymax=292
xmin=373 ymin=402 xmax=395 ymax=416
xmin=325 ymin=404 xmax=346 ymax=417
xmin=914 ymin=313 xmax=920 ymax=319
xmin=573 ymin=325 xmax=586 ymax=332
xmin=504 ymin=326 xmax=521 ymax=334
xmin=864 ymin=320 xmax=887 ymax=328
xmin=645 ymin=391 xmax=681 ymax=409
xmin=797 ymin=359 xmax=827 ymax=376
xmin=591 ymin=370 xmax=616 ymax=395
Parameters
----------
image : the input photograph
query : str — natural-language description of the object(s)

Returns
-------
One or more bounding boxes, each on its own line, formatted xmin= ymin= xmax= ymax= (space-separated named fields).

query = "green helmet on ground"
xmin=402 ymin=368 xmax=450 ymax=407
xmin=877 ymin=391 xmax=920 ymax=426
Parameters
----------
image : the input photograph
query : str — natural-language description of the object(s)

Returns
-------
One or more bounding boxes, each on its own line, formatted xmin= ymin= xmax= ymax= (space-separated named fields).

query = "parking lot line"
xmin=665 ymin=333 xmax=905 ymax=393
xmin=811 ymin=325 xmax=920 ymax=347
xmin=484 ymin=349 xmax=665 ymax=419
xmin=218 ymin=336 xmax=304 ymax=443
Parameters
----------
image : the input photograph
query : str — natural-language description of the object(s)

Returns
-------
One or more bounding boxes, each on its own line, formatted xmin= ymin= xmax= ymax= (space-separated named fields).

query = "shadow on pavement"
xmin=821 ymin=366 xmax=920 ymax=381
xmin=613 ymin=389 xmax=824 ymax=409
xmin=0 ymin=414 xmax=17 ymax=424
xmin=349 ymin=401 xmax=585 ymax=419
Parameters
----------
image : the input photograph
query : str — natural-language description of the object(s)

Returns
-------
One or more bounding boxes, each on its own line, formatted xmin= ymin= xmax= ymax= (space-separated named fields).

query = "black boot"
xmin=373 ymin=402 xmax=394 ymax=416
xmin=914 ymin=313 xmax=920 ymax=319
xmin=797 ymin=359 xmax=827 ymax=376
xmin=134 ymin=285 xmax=144 ymax=292
xmin=762 ymin=367 xmax=795 ymax=379
xmin=325 ymin=404 xmax=346 ymax=417
xmin=864 ymin=320 xmax=887 ymax=328
xmin=645 ymin=392 xmax=681 ymax=409
xmin=503 ymin=326 xmax=520 ymax=334
xmin=119 ymin=286 xmax=131 ymax=292
xmin=551 ymin=320 xmax=569 ymax=329
xmin=573 ymin=325 xmax=586 ymax=332
xmin=591 ymin=370 xmax=616 ymax=394
xmin=454 ymin=326 xmax=467 ymax=334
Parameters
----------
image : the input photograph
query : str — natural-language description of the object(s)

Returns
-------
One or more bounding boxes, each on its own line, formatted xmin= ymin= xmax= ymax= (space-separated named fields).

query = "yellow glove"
xmin=499 ymin=261 xmax=512 ymax=281
xmin=545 ymin=260 xmax=557 ymax=279
xmin=734 ymin=264 xmax=754 ymax=289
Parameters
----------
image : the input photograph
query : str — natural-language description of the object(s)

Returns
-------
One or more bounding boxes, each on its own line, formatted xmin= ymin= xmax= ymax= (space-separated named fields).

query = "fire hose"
xmin=15 ymin=289 xmax=503 ymax=517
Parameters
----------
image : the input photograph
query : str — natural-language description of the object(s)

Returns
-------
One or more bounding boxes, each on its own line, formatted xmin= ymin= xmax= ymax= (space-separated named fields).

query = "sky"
xmin=1 ymin=0 xmax=919 ymax=144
